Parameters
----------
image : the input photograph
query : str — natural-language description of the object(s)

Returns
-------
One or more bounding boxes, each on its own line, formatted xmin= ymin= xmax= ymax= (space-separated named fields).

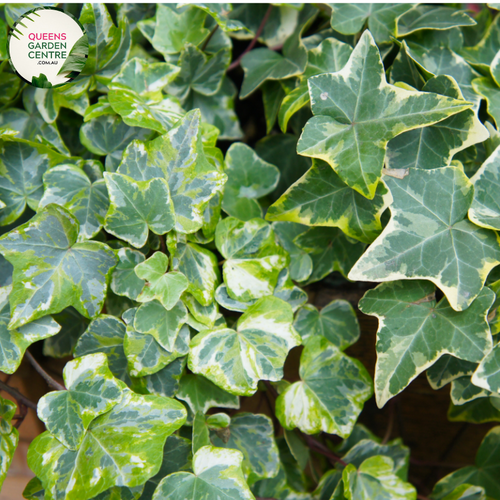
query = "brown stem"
xmin=159 ymin=234 xmax=167 ymax=254
xmin=228 ymin=5 xmax=273 ymax=71
xmin=302 ymin=433 xmax=348 ymax=467
xmin=202 ymin=24 xmax=219 ymax=51
xmin=0 ymin=379 xmax=37 ymax=410
xmin=25 ymin=351 xmax=66 ymax=391
xmin=13 ymin=403 xmax=27 ymax=429
xmin=381 ymin=400 xmax=395 ymax=445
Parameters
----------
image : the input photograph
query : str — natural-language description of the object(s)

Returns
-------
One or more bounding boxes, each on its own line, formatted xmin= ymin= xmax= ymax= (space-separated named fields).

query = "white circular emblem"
xmin=8 ymin=7 xmax=88 ymax=88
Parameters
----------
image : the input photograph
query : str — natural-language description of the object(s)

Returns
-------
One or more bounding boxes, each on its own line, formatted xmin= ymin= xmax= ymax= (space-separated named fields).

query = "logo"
xmin=8 ymin=7 xmax=88 ymax=88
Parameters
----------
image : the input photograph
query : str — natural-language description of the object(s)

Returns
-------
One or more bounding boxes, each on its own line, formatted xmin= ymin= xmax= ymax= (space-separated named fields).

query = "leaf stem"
xmin=302 ymin=433 xmax=348 ymax=467
xmin=25 ymin=351 xmax=66 ymax=391
xmin=159 ymin=234 xmax=167 ymax=254
xmin=202 ymin=24 xmax=219 ymax=52
xmin=381 ymin=399 xmax=395 ymax=444
xmin=0 ymin=379 xmax=37 ymax=410
xmin=228 ymin=5 xmax=273 ymax=71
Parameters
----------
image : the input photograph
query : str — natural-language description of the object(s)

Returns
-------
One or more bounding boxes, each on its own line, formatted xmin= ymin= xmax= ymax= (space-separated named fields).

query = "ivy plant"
xmin=1 ymin=3 xmax=500 ymax=500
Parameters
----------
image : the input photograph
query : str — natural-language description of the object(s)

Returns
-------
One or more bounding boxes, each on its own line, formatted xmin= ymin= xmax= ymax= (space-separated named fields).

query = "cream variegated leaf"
xmin=349 ymin=166 xmax=500 ymax=312
xmin=297 ymin=30 xmax=470 ymax=199
xmin=0 ymin=396 xmax=19 ymax=490
xmin=188 ymin=296 xmax=300 ymax=396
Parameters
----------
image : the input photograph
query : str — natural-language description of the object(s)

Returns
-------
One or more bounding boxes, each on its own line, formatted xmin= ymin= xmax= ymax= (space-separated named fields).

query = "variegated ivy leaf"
xmin=117 ymin=110 xmax=227 ymax=234
xmin=138 ymin=357 xmax=185 ymax=399
xmin=276 ymin=336 xmax=372 ymax=437
xmin=74 ymin=315 xmax=130 ymax=385
xmin=359 ymin=281 xmax=494 ymax=408
xmin=450 ymin=375 xmax=494 ymax=407
xmin=349 ymin=166 xmax=500 ymax=312
xmin=37 ymin=353 xmax=125 ymax=450
xmin=80 ymin=115 xmax=154 ymax=172
xmin=168 ymin=45 xmax=231 ymax=103
xmin=472 ymin=78 xmax=500 ymax=130
xmin=152 ymin=446 xmax=254 ymax=500
xmin=239 ymin=5 xmax=317 ymax=99
xmin=193 ymin=4 xmax=247 ymax=32
xmin=461 ymin=14 xmax=500 ymax=72
xmin=215 ymin=217 xmax=288 ymax=302
xmin=342 ymin=456 xmax=416 ymax=500
xmin=472 ymin=343 xmax=500 ymax=394
xmin=111 ymin=57 xmax=180 ymax=100
xmin=272 ymin=222 xmax=312 ymax=283
xmin=108 ymin=84 xmax=184 ymax=135
xmin=267 ymin=159 xmax=390 ymax=244
xmin=135 ymin=252 xmax=188 ymax=310
xmin=329 ymin=4 xmax=415 ymax=44
xmin=183 ymin=293 xmax=219 ymax=329
xmin=433 ymin=485 xmax=486 ymax=500
xmin=104 ymin=173 xmax=175 ymax=248
xmin=294 ymin=227 xmax=366 ymax=284
xmin=396 ymin=5 xmax=476 ymax=36
xmin=176 ymin=373 xmax=240 ymax=414
xmin=189 ymin=296 xmax=300 ymax=396
xmin=0 ymin=204 xmax=117 ymax=329
xmin=294 ymin=299 xmax=359 ymax=349
xmin=139 ymin=4 xmax=209 ymax=57
xmin=386 ymin=75 xmax=489 ymax=170
xmin=134 ymin=300 xmax=188 ymax=352
xmin=193 ymin=411 xmax=211 ymax=454
xmin=28 ymin=389 xmax=187 ymax=500
xmin=448 ymin=394 xmax=500 ymax=424
xmin=0 ymin=137 xmax=70 ymax=226
xmin=111 ymin=248 xmax=146 ymax=301
xmin=210 ymin=413 xmax=279 ymax=485
xmin=0 ymin=286 xmax=60 ymax=374
xmin=426 ymin=355 xmax=477 ymax=390
xmin=297 ymin=31 xmax=470 ymax=199
xmin=170 ymin=237 xmax=220 ymax=306
xmin=222 ymin=143 xmax=280 ymax=221
xmin=0 ymin=395 xmax=18 ymax=490
xmin=279 ymin=37 xmax=352 ymax=133
xmin=39 ymin=163 xmax=109 ymax=241
xmin=469 ymin=145 xmax=500 ymax=231
xmin=124 ymin=308 xmax=190 ymax=377
xmin=431 ymin=427 xmax=500 ymax=500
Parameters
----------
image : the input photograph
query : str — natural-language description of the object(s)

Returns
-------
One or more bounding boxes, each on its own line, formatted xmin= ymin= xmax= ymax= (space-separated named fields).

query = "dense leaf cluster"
xmin=0 ymin=3 xmax=500 ymax=499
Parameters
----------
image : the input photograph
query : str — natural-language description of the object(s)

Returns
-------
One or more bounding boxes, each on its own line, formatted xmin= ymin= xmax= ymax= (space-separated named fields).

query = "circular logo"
xmin=8 ymin=7 xmax=88 ymax=88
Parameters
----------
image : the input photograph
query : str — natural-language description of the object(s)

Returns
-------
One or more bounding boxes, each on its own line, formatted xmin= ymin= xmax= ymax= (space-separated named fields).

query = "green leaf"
xmin=349 ymin=166 xmax=500 ymax=312
xmin=448 ymin=393 xmax=500 ymax=424
xmin=0 ymin=395 xmax=19 ymax=490
xmin=104 ymin=173 xmax=175 ymax=248
xmin=215 ymin=217 xmax=289 ymax=302
xmin=472 ymin=343 xmax=500 ymax=393
xmin=170 ymin=239 xmax=220 ymax=306
xmin=37 ymin=353 xmax=125 ymax=450
xmin=134 ymin=300 xmax=187 ymax=352
xmin=272 ymin=222 xmax=312 ymax=283
xmin=189 ymin=296 xmax=300 ymax=396
xmin=176 ymin=373 xmax=240 ymax=414
xmin=435 ymin=485 xmax=486 ymax=500
xmin=396 ymin=6 xmax=476 ymax=37
xmin=210 ymin=413 xmax=280 ymax=484
xmin=461 ymin=14 xmax=500 ymax=71
xmin=168 ymin=45 xmax=230 ymax=102
xmin=266 ymin=160 xmax=390 ymax=244
xmin=0 ymin=204 xmax=117 ymax=329
xmin=386 ymin=75 xmax=489 ymax=170
xmin=152 ymin=445 xmax=254 ymax=500
xmin=275 ymin=336 xmax=372 ymax=437
xmin=111 ymin=248 xmax=146 ymax=301
xmin=193 ymin=411 xmax=211 ymax=454
xmin=222 ymin=143 xmax=280 ymax=221
xmin=279 ymin=37 xmax=353 ymax=133
xmin=58 ymin=35 xmax=90 ymax=76
xmin=0 ymin=285 xmax=61 ymax=374
xmin=29 ymin=389 xmax=187 ymax=500
xmin=469 ymin=146 xmax=500 ymax=231
xmin=80 ymin=115 xmax=153 ymax=172
xmin=472 ymin=77 xmax=500 ymax=128
xmin=112 ymin=57 xmax=180 ymax=99
xmin=294 ymin=227 xmax=366 ymax=284
xmin=39 ymin=164 xmax=109 ymax=241
xmin=0 ymin=138 xmax=71 ymax=226
xmin=342 ymin=456 xmax=416 ymax=500
xmin=135 ymin=252 xmax=188 ymax=309
xmin=329 ymin=4 xmax=415 ymax=43
xmin=431 ymin=427 xmax=500 ymax=500
xmin=293 ymin=299 xmax=359 ymax=348
xmin=140 ymin=4 xmax=209 ymax=57
xmin=426 ymin=355 xmax=477 ymax=390
xmin=193 ymin=4 xmax=247 ymax=32
xmin=74 ymin=315 xmax=131 ymax=385
xmin=359 ymin=281 xmax=494 ymax=407
xmin=240 ymin=5 xmax=317 ymax=98
xmin=297 ymin=30 xmax=470 ymax=199
xmin=140 ymin=357 xmax=185 ymax=399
